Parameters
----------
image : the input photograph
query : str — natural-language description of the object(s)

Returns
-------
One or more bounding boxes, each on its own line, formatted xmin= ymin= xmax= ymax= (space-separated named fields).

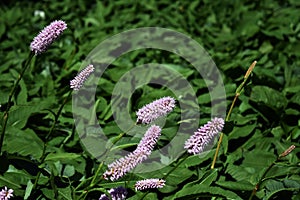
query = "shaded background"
xmin=0 ymin=0 xmax=299 ymax=199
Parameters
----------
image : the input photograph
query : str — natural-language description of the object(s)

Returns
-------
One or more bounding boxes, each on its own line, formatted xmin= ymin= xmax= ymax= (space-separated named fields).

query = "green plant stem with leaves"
xmin=248 ymin=145 xmax=296 ymax=200
xmin=211 ymin=61 xmax=257 ymax=169
xmin=0 ymin=52 xmax=34 ymax=154
xmin=76 ymin=123 xmax=135 ymax=199
xmin=32 ymin=90 xmax=72 ymax=193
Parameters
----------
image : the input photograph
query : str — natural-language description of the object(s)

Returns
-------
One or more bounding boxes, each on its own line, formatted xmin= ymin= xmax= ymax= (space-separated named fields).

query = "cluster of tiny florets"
xmin=184 ymin=117 xmax=225 ymax=155
xmin=0 ymin=186 xmax=13 ymax=200
xmin=135 ymin=179 xmax=166 ymax=191
xmin=70 ymin=64 xmax=95 ymax=90
xmin=30 ymin=20 xmax=67 ymax=55
xmin=136 ymin=96 xmax=176 ymax=124
xmin=103 ymin=125 xmax=161 ymax=181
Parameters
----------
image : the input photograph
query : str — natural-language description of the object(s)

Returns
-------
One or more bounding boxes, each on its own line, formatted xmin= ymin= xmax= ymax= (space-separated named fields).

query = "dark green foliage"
xmin=0 ymin=0 xmax=299 ymax=199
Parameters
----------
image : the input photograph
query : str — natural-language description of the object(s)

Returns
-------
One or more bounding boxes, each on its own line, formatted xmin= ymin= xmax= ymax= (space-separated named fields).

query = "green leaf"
xmin=0 ymin=165 xmax=33 ymax=190
xmin=174 ymin=185 xmax=242 ymax=200
xmin=228 ymin=122 xmax=256 ymax=140
xmin=16 ymin=78 xmax=28 ymax=104
xmin=58 ymin=187 xmax=72 ymax=200
xmin=263 ymin=179 xmax=300 ymax=200
xmin=216 ymin=180 xmax=254 ymax=190
xmin=24 ymin=180 xmax=34 ymax=200
xmin=41 ymin=188 xmax=55 ymax=200
xmin=4 ymin=127 xmax=43 ymax=158
xmin=166 ymin=167 xmax=194 ymax=186
xmin=199 ymin=169 xmax=218 ymax=185
xmin=45 ymin=153 xmax=81 ymax=163
xmin=63 ymin=165 xmax=75 ymax=177
xmin=250 ymin=86 xmax=288 ymax=112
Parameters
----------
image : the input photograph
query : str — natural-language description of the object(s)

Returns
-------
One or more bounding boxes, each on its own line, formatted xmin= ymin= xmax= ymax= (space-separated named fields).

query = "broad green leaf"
xmin=228 ymin=122 xmax=256 ymax=140
xmin=45 ymin=153 xmax=81 ymax=163
xmin=41 ymin=188 xmax=55 ymax=200
xmin=4 ymin=127 xmax=43 ymax=158
xmin=174 ymin=185 xmax=242 ymax=200
xmin=199 ymin=169 xmax=218 ymax=185
xmin=58 ymin=187 xmax=72 ymax=200
xmin=250 ymin=86 xmax=288 ymax=112
xmin=0 ymin=165 xmax=33 ymax=189
xmin=263 ymin=179 xmax=300 ymax=200
xmin=216 ymin=180 xmax=254 ymax=191
xmin=166 ymin=167 xmax=194 ymax=186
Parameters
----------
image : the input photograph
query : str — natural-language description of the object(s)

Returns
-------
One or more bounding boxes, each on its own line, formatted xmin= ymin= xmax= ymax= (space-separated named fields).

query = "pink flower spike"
xmin=30 ymin=20 xmax=67 ymax=54
xmin=103 ymin=125 xmax=161 ymax=181
xmin=184 ymin=117 xmax=225 ymax=155
xmin=135 ymin=179 xmax=166 ymax=191
xmin=136 ymin=96 xmax=176 ymax=124
xmin=70 ymin=64 xmax=95 ymax=90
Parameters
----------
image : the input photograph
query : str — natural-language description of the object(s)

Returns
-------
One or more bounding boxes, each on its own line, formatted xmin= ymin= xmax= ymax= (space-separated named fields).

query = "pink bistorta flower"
xmin=30 ymin=20 xmax=67 ymax=54
xmin=136 ymin=96 xmax=176 ymax=124
xmin=70 ymin=64 xmax=95 ymax=90
xmin=103 ymin=125 xmax=161 ymax=181
xmin=184 ymin=117 xmax=224 ymax=155
xmin=135 ymin=179 xmax=166 ymax=191
xmin=0 ymin=186 xmax=13 ymax=200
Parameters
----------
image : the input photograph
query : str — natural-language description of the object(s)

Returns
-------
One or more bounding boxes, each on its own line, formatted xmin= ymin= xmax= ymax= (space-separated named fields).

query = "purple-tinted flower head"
xmin=70 ymin=64 xmax=94 ymax=90
xmin=136 ymin=124 xmax=161 ymax=152
xmin=103 ymin=125 xmax=161 ymax=181
xmin=136 ymin=96 xmax=176 ymax=124
xmin=0 ymin=186 xmax=13 ymax=200
xmin=184 ymin=117 xmax=224 ymax=155
xmin=135 ymin=179 xmax=166 ymax=191
xmin=99 ymin=187 xmax=127 ymax=200
xmin=30 ymin=20 xmax=67 ymax=55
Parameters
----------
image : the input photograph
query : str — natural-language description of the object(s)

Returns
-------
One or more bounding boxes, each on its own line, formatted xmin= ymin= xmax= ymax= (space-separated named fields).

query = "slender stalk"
xmin=249 ymin=145 xmax=295 ymax=200
xmin=211 ymin=132 xmax=224 ymax=169
xmin=0 ymin=52 xmax=34 ymax=153
xmin=77 ymin=123 xmax=135 ymax=198
xmin=40 ymin=90 xmax=72 ymax=161
xmin=90 ymin=162 xmax=104 ymax=187
xmin=46 ymin=90 xmax=72 ymax=140
xmin=211 ymin=61 xmax=257 ymax=169
xmin=32 ymin=90 xmax=72 ymax=192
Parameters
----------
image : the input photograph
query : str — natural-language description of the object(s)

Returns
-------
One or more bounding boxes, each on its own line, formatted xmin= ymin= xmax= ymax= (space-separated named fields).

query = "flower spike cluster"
xmin=103 ymin=125 xmax=161 ymax=181
xmin=136 ymin=96 xmax=176 ymax=124
xmin=70 ymin=64 xmax=95 ymax=90
xmin=135 ymin=179 xmax=166 ymax=191
xmin=0 ymin=186 xmax=13 ymax=200
xmin=184 ymin=117 xmax=225 ymax=155
xmin=30 ymin=20 xmax=67 ymax=55
xmin=99 ymin=187 xmax=127 ymax=200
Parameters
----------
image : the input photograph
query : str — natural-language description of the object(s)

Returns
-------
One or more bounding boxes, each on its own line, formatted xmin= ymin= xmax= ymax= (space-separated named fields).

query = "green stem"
xmin=210 ymin=61 xmax=257 ymax=169
xmin=46 ymin=90 xmax=72 ymax=141
xmin=77 ymin=123 xmax=135 ymax=197
xmin=32 ymin=90 xmax=72 ymax=192
xmin=0 ymin=52 xmax=34 ymax=153
xmin=249 ymin=145 xmax=295 ymax=200
xmin=90 ymin=162 xmax=104 ymax=187
xmin=249 ymin=161 xmax=276 ymax=200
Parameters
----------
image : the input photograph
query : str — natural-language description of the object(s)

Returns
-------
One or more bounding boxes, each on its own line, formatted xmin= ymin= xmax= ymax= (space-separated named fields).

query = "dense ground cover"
xmin=0 ymin=1 xmax=299 ymax=199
